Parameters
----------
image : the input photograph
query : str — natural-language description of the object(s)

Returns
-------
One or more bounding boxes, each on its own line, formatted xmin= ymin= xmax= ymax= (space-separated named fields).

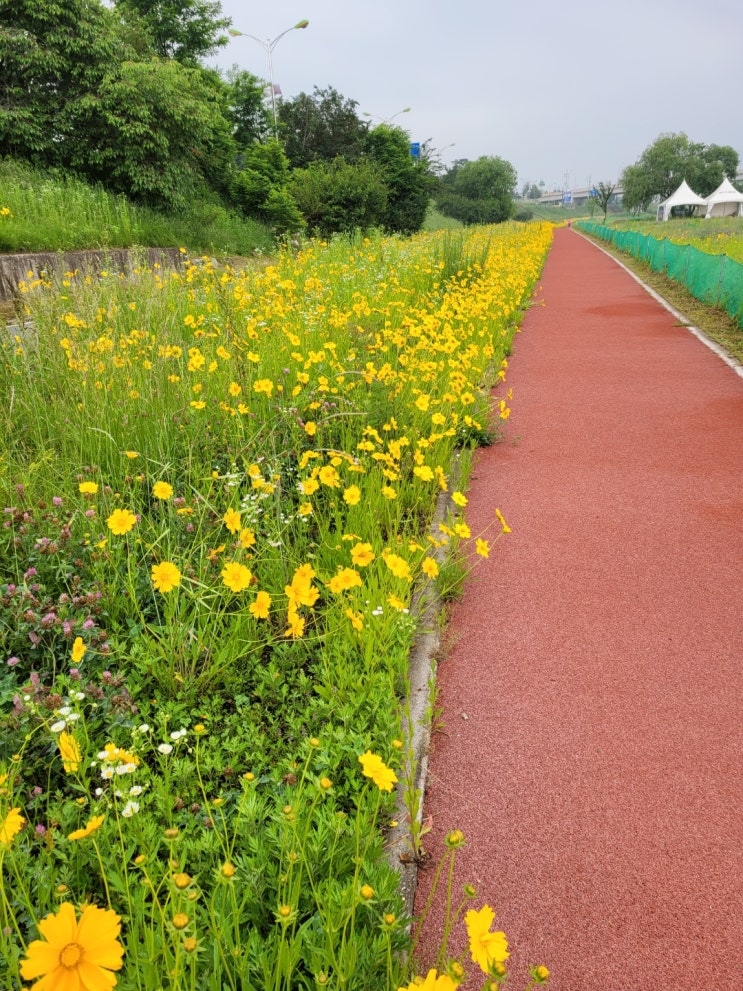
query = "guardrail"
xmin=576 ymin=222 xmax=743 ymax=327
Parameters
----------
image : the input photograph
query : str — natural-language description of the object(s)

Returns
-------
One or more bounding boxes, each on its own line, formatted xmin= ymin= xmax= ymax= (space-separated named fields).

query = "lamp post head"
xmin=294 ymin=19 xmax=309 ymax=29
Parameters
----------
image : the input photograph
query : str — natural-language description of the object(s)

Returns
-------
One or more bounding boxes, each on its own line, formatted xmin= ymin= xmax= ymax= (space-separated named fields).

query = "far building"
xmin=537 ymin=185 xmax=623 ymax=208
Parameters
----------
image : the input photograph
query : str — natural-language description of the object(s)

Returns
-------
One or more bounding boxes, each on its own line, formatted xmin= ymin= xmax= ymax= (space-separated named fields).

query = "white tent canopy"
xmin=656 ymin=180 xmax=708 ymax=221
xmin=704 ymin=177 xmax=743 ymax=218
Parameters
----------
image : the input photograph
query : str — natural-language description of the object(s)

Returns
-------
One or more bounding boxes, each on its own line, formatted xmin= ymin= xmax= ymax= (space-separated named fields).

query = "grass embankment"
xmin=579 ymin=218 xmax=743 ymax=363
xmin=0 ymin=222 xmax=553 ymax=989
xmin=0 ymin=159 xmax=275 ymax=257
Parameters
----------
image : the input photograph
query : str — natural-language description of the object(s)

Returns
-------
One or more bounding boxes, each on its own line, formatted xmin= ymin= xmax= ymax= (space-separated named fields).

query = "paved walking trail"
xmin=414 ymin=228 xmax=743 ymax=991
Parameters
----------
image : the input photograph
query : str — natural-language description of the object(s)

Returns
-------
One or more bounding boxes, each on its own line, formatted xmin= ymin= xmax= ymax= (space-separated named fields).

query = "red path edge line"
xmin=413 ymin=228 xmax=743 ymax=991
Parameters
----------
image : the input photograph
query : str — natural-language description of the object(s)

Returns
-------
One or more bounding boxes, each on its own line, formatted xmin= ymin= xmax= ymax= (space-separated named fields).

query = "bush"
xmin=288 ymin=158 xmax=388 ymax=236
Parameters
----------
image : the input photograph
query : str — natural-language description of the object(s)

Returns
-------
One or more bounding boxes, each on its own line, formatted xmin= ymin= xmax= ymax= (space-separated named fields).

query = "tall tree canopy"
xmin=110 ymin=0 xmax=231 ymax=63
xmin=438 ymin=156 xmax=517 ymax=225
xmin=278 ymin=86 xmax=369 ymax=169
xmin=621 ymin=133 xmax=739 ymax=212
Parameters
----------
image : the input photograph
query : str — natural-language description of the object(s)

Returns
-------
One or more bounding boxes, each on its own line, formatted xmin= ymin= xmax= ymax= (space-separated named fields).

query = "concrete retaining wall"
xmin=0 ymin=247 xmax=186 ymax=301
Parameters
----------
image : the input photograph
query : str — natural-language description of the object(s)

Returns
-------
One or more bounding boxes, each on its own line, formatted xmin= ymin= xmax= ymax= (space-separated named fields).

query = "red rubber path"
xmin=415 ymin=228 xmax=743 ymax=990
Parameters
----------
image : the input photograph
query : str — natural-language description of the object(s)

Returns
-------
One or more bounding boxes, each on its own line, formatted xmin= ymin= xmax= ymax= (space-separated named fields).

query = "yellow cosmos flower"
xmin=253 ymin=378 xmax=274 ymax=397
xmin=343 ymin=485 xmax=361 ymax=506
xmin=413 ymin=465 xmax=434 ymax=482
xmin=151 ymin=561 xmax=181 ymax=594
xmin=0 ymin=807 xmax=25 ymax=846
xmin=475 ymin=538 xmax=490 ymax=558
xmin=381 ymin=485 xmax=397 ymax=500
xmin=318 ymin=465 xmax=340 ymax=488
xmin=495 ymin=507 xmax=512 ymax=533
xmin=358 ymin=751 xmax=398 ymax=792
xmin=326 ymin=568 xmax=363 ymax=594
xmin=152 ymin=481 xmax=173 ymax=500
xmin=223 ymin=508 xmax=241 ymax=533
xmin=345 ymin=608 xmax=364 ymax=632
xmin=190 ymin=400 xmax=206 ymax=410
xmin=239 ymin=527 xmax=256 ymax=549
xmin=68 ymin=814 xmax=105 ymax=841
xmin=106 ymin=508 xmax=137 ymax=535
xmin=453 ymin=522 xmax=471 ymax=539
xmin=228 ymin=381 xmax=242 ymax=396
xmin=397 ymin=970 xmax=460 ymax=991
xmin=78 ymin=481 xmax=98 ymax=496
xmin=221 ymin=561 xmax=252 ymax=593
xmin=452 ymin=491 xmax=468 ymax=507
xmin=301 ymin=477 xmax=319 ymax=495
xmin=249 ymin=590 xmax=271 ymax=619
xmin=387 ymin=594 xmax=408 ymax=611
xmin=71 ymin=636 xmax=86 ymax=664
xmin=383 ymin=553 xmax=412 ymax=582
xmin=124 ymin=450 xmax=139 ymax=459
xmin=58 ymin=731 xmax=81 ymax=773
xmin=304 ymin=421 xmax=317 ymax=436
xmin=20 ymin=902 xmax=124 ymax=989
xmin=465 ymin=905 xmax=510 ymax=973
xmin=350 ymin=542 xmax=375 ymax=567
xmin=421 ymin=557 xmax=439 ymax=578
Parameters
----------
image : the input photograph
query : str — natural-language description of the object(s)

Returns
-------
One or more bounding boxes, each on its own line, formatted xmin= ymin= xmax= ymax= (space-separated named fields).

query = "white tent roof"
xmin=659 ymin=179 xmax=708 ymax=209
xmin=705 ymin=176 xmax=743 ymax=207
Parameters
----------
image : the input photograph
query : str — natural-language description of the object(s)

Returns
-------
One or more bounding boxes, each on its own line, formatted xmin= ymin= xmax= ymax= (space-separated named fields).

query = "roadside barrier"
xmin=577 ymin=221 xmax=743 ymax=327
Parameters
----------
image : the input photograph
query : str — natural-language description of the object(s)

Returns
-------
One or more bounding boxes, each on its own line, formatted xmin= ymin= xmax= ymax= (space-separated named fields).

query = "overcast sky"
xmin=210 ymin=0 xmax=742 ymax=192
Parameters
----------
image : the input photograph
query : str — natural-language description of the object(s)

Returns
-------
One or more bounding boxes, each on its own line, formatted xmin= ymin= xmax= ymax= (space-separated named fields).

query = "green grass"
xmin=605 ymin=215 xmax=743 ymax=264
xmin=0 ymin=158 xmax=274 ymax=256
xmin=422 ymin=201 xmax=464 ymax=230
xmin=580 ymin=228 xmax=743 ymax=363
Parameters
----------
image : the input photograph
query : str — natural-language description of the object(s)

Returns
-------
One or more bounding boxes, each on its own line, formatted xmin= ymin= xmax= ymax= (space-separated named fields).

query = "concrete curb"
xmin=575 ymin=229 xmax=743 ymax=379
xmin=385 ymin=451 xmax=465 ymax=919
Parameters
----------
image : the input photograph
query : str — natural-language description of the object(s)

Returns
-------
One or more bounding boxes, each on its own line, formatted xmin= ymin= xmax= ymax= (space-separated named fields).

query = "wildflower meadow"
xmin=0 ymin=221 xmax=552 ymax=990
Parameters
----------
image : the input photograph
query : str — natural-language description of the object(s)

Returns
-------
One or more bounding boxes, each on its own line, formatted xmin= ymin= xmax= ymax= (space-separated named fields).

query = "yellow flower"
xmin=343 ymin=485 xmax=361 ymax=506
xmin=78 ymin=481 xmax=98 ymax=496
xmin=71 ymin=636 xmax=86 ymax=664
xmin=381 ymin=485 xmax=397 ymax=500
xmin=0 ymin=807 xmax=25 ymax=846
xmin=124 ymin=450 xmax=139 ymax=459
xmin=387 ymin=594 xmax=407 ymax=611
xmin=413 ymin=465 xmax=434 ymax=482
xmin=249 ymin=590 xmax=272 ymax=619
xmin=452 ymin=491 xmax=468 ymax=507
xmin=228 ymin=381 xmax=242 ymax=396
xmin=318 ymin=465 xmax=340 ymax=488
xmin=172 ymin=913 xmax=189 ymax=930
xmin=151 ymin=561 xmax=181 ymax=594
xmin=190 ymin=400 xmax=206 ymax=409
xmin=475 ymin=539 xmax=490 ymax=558
xmin=421 ymin=557 xmax=439 ymax=578
xmin=347 ymin=544 xmax=373 ymax=569
xmin=383 ymin=553 xmax=412 ymax=582
xmin=239 ymin=527 xmax=256 ymax=549
xmin=68 ymin=814 xmax=105 ymax=841
xmin=152 ymin=481 xmax=173 ymax=500
xmin=221 ymin=561 xmax=252 ymax=593
xmin=20 ymin=902 xmax=124 ymax=988
xmin=359 ymin=884 xmax=374 ymax=900
xmin=453 ymin=521 xmax=471 ymax=539
xmin=58 ymin=731 xmax=81 ymax=773
xmin=465 ymin=905 xmax=510 ymax=973
xmin=106 ymin=508 xmax=137 ymax=535
xmin=495 ymin=507 xmax=511 ymax=533
xmin=223 ymin=508 xmax=241 ymax=533
xmin=358 ymin=751 xmax=398 ymax=792
xmin=253 ymin=378 xmax=274 ymax=397
xmin=397 ymin=969 xmax=460 ymax=991
xmin=327 ymin=568 xmax=363 ymax=594
xmin=345 ymin=608 xmax=364 ymax=632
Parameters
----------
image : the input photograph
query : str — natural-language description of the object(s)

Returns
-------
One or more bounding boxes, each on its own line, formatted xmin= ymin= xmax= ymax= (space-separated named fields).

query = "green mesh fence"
xmin=576 ymin=222 xmax=743 ymax=326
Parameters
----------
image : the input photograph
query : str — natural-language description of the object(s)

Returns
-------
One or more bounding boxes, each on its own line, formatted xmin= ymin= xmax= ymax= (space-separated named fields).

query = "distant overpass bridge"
xmin=537 ymin=185 xmax=623 ymax=207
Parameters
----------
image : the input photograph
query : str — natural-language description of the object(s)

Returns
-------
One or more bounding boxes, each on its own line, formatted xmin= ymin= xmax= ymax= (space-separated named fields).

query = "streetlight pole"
xmin=362 ymin=107 xmax=411 ymax=126
xmin=228 ymin=20 xmax=309 ymax=141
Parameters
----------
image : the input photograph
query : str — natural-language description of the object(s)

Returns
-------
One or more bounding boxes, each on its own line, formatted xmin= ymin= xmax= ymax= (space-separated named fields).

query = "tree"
xmin=71 ymin=59 xmax=236 ymax=211
xmin=230 ymin=141 xmax=303 ymax=234
xmin=111 ymin=0 xmax=231 ymax=64
xmin=594 ymin=181 xmax=616 ymax=222
xmin=621 ymin=133 xmax=740 ymax=212
xmin=438 ymin=156 xmax=517 ymax=225
xmin=224 ymin=67 xmax=272 ymax=150
xmin=364 ymin=125 xmax=432 ymax=234
xmin=278 ymin=86 xmax=369 ymax=169
xmin=0 ymin=0 xmax=128 ymax=165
